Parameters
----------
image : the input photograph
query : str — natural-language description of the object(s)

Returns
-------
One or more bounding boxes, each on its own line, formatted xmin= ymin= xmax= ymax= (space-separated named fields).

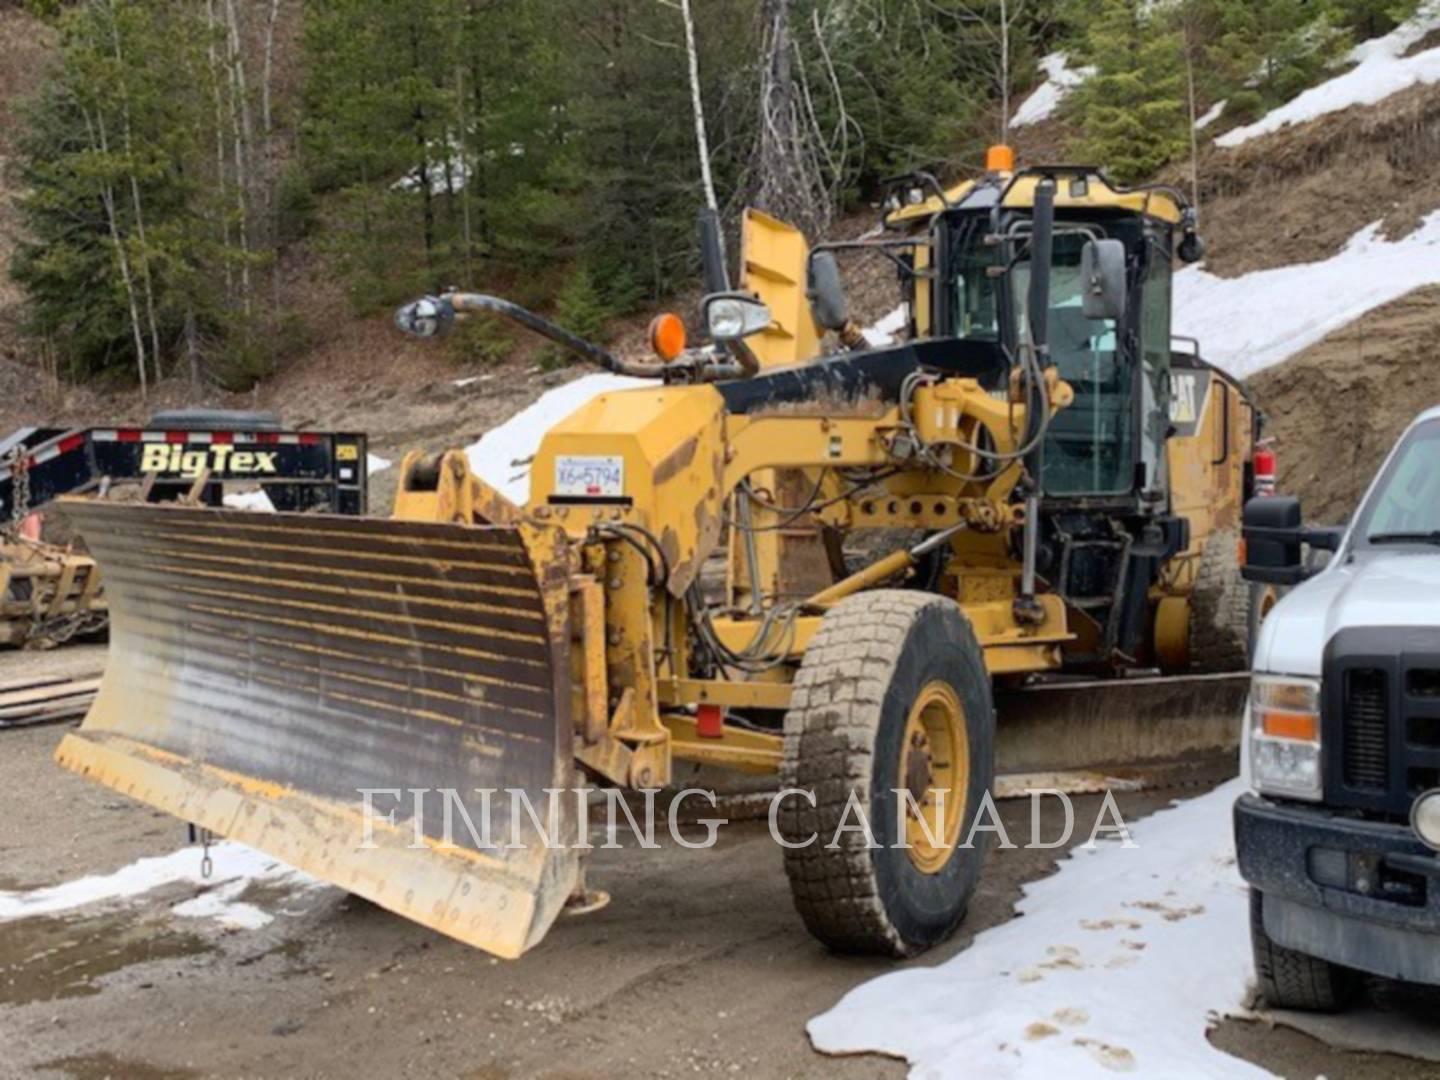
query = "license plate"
xmin=555 ymin=455 xmax=624 ymax=498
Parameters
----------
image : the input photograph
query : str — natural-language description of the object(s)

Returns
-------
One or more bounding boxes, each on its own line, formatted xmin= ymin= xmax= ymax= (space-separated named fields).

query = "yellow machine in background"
xmin=56 ymin=148 xmax=1264 ymax=960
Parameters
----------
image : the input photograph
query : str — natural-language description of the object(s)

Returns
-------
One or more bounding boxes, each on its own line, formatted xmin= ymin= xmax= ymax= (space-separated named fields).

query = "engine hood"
xmin=1253 ymin=548 xmax=1440 ymax=678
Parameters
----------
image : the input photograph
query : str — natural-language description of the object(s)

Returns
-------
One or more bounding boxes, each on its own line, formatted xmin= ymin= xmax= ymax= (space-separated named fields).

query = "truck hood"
xmin=1253 ymin=549 xmax=1440 ymax=678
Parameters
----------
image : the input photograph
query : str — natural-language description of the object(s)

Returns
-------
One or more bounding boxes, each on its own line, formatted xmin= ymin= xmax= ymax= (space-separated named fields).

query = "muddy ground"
xmin=0 ymin=648 xmax=1434 ymax=1079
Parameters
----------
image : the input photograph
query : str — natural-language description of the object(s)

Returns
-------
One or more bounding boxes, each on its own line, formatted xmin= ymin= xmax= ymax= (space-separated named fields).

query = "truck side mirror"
xmin=1242 ymin=496 xmax=1306 ymax=586
xmin=807 ymin=252 xmax=850 ymax=333
xmin=1081 ymin=239 xmax=1127 ymax=322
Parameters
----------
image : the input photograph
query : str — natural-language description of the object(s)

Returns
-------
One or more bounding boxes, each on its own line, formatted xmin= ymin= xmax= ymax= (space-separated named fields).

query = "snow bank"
xmin=1174 ymin=210 xmax=1440 ymax=378
xmin=0 ymin=841 xmax=317 ymax=931
xmin=1218 ymin=3 xmax=1440 ymax=147
xmin=1013 ymin=53 xmax=1094 ymax=128
xmin=809 ymin=779 xmax=1263 ymax=1078
xmin=464 ymin=373 xmax=646 ymax=504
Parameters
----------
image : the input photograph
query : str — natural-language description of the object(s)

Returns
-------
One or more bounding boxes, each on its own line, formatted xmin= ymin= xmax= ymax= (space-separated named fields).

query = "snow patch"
xmin=1195 ymin=99 xmax=1227 ymax=130
xmin=391 ymin=138 xmax=471 ymax=196
xmin=367 ymin=452 xmax=392 ymax=476
xmin=1218 ymin=2 xmax=1440 ymax=147
xmin=1013 ymin=53 xmax=1094 ymax=128
xmin=0 ymin=841 xmax=317 ymax=931
xmin=862 ymin=305 xmax=909 ymax=347
xmin=1174 ymin=210 xmax=1440 ymax=378
xmin=171 ymin=879 xmax=276 ymax=931
xmin=222 ymin=489 xmax=275 ymax=513
xmin=464 ymin=374 xmax=647 ymax=504
xmin=809 ymin=779 xmax=1265 ymax=1078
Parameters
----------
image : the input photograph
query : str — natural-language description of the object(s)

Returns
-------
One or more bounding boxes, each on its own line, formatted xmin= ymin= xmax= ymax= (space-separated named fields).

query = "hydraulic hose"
xmin=444 ymin=293 xmax=668 ymax=378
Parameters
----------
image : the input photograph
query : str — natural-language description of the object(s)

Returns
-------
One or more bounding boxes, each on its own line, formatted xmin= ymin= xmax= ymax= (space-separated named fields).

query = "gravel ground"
xmin=0 ymin=645 xmax=1432 ymax=1079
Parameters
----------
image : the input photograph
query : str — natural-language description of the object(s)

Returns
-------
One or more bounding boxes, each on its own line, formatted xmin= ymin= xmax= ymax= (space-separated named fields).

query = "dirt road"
xmin=0 ymin=647 xmax=1435 ymax=1079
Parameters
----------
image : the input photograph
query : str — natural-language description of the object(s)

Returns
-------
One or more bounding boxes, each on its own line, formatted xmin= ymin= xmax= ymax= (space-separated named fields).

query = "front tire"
xmin=1250 ymin=889 xmax=1357 ymax=1011
xmin=778 ymin=590 xmax=995 ymax=956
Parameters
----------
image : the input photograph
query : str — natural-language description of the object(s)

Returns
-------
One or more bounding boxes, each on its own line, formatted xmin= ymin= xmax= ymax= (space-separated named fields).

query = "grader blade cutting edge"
xmin=53 ymin=501 xmax=579 ymax=959
xmin=994 ymin=671 xmax=1250 ymax=776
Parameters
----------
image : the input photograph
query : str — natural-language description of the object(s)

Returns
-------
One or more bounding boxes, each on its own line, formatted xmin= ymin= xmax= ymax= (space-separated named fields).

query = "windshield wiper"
xmin=1369 ymin=530 xmax=1440 ymax=545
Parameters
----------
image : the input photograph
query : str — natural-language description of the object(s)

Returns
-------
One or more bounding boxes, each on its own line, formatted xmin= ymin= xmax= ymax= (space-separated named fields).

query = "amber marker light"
xmin=649 ymin=313 xmax=687 ymax=361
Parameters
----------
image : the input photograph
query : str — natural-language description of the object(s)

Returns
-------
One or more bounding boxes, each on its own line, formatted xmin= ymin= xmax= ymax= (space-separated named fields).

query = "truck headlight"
xmin=1250 ymin=674 xmax=1322 ymax=801
xmin=1413 ymin=790 xmax=1440 ymax=850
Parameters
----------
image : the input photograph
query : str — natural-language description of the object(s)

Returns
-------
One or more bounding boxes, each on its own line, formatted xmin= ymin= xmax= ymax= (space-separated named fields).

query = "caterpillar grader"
xmin=55 ymin=147 xmax=1264 ymax=959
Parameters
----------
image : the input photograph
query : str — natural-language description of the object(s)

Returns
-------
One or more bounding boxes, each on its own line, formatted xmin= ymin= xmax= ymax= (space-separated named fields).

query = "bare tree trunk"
xmin=84 ymin=106 xmax=149 ymax=397
xmin=105 ymin=0 xmax=164 ymax=385
xmin=1182 ymin=5 xmax=1202 ymax=221
xmin=205 ymin=0 xmax=234 ymax=304
xmin=262 ymin=0 xmax=283 ymax=335
xmin=184 ymin=307 xmax=201 ymax=395
xmin=410 ymin=24 xmax=435 ymax=272
xmin=223 ymin=0 xmax=254 ymax=320
xmin=999 ymin=0 xmax=1010 ymax=144
xmin=455 ymin=63 xmax=474 ymax=280
xmin=754 ymin=0 xmax=833 ymax=234
xmin=1185 ymin=48 xmax=1200 ymax=218
xmin=261 ymin=0 xmax=280 ymax=138
xmin=757 ymin=0 xmax=795 ymax=218
xmin=679 ymin=0 xmax=720 ymax=217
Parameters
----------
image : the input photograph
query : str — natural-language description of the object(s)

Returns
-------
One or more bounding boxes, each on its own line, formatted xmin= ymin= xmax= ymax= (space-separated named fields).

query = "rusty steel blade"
xmin=55 ymin=501 xmax=579 ymax=958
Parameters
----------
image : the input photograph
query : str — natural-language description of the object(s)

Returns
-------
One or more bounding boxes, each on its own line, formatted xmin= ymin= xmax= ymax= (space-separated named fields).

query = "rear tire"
xmin=778 ymin=590 xmax=994 ymax=956
xmin=1250 ymin=889 xmax=1357 ymax=1011
xmin=1189 ymin=528 xmax=1252 ymax=671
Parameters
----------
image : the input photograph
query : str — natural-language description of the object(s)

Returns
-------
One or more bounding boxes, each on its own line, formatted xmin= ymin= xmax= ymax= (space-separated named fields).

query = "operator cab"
xmin=907 ymin=164 xmax=1190 ymax=511
xmin=873 ymin=154 xmax=1209 ymax=666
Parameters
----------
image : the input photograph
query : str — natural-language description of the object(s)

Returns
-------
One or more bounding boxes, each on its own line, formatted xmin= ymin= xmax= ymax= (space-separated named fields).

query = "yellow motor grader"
xmin=55 ymin=148 xmax=1263 ymax=959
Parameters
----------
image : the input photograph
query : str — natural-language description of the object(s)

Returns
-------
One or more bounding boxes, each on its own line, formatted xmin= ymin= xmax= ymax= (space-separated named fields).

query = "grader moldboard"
xmin=56 ymin=149 xmax=1262 ymax=960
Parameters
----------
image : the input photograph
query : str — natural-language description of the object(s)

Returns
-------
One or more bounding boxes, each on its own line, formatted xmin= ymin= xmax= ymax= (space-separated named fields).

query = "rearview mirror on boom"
xmin=1081 ymin=239 xmax=1127 ymax=322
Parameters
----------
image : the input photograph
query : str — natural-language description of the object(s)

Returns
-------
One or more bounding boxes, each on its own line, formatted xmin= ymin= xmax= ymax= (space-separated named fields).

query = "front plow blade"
xmin=54 ymin=502 xmax=578 ymax=958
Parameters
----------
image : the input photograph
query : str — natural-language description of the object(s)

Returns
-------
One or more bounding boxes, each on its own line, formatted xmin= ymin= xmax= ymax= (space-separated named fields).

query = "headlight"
xmin=1413 ymin=790 xmax=1440 ymax=850
xmin=704 ymin=295 xmax=772 ymax=341
xmin=1249 ymin=674 xmax=1322 ymax=801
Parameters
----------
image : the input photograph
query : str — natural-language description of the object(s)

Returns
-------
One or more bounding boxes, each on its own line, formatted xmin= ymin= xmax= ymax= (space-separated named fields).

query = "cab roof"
xmin=885 ymin=168 xmax=1186 ymax=229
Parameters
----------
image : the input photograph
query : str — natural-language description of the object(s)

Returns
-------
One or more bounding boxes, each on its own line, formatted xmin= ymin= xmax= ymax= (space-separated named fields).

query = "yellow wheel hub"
xmin=898 ymin=680 xmax=968 ymax=874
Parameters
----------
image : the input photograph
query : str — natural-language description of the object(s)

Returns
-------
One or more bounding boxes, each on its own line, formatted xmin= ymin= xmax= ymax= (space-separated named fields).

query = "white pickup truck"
xmin=1236 ymin=405 xmax=1440 ymax=1010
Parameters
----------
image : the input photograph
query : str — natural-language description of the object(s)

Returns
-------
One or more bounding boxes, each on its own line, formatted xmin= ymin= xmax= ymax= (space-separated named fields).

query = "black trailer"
xmin=0 ymin=417 xmax=367 ymax=518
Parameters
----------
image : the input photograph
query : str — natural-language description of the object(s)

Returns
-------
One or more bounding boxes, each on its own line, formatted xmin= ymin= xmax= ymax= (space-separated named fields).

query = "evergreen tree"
xmin=1213 ymin=0 xmax=1347 ymax=122
xmin=11 ymin=0 xmax=203 ymax=387
xmin=1065 ymin=0 xmax=1188 ymax=183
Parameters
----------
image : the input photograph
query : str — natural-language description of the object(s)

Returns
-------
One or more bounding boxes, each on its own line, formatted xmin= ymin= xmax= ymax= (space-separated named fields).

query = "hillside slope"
xmin=1 ymin=5 xmax=1439 ymax=529
xmin=1250 ymin=286 xmax=1440 ymax=524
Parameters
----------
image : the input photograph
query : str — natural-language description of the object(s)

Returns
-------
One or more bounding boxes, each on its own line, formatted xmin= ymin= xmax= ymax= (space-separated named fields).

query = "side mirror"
xmin=1243 ymin=496 xmax=1304 ymax=585
xmin=807 ymin=252 xmax=849 ymax=332
xmin=1080 ymin=239 xmax=1127 ymax=322
xmin=704 ymin=292 xmax=772 ymax=342
xmin=395 ymin=295 xmax=455 ymax=338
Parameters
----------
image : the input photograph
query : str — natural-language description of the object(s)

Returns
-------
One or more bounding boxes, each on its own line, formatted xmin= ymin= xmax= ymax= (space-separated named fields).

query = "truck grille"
xmin=1324 ymin=627 xmax=1440 ymax=817
xmin=1342 ymin=668 xmax=1389 ymax=791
